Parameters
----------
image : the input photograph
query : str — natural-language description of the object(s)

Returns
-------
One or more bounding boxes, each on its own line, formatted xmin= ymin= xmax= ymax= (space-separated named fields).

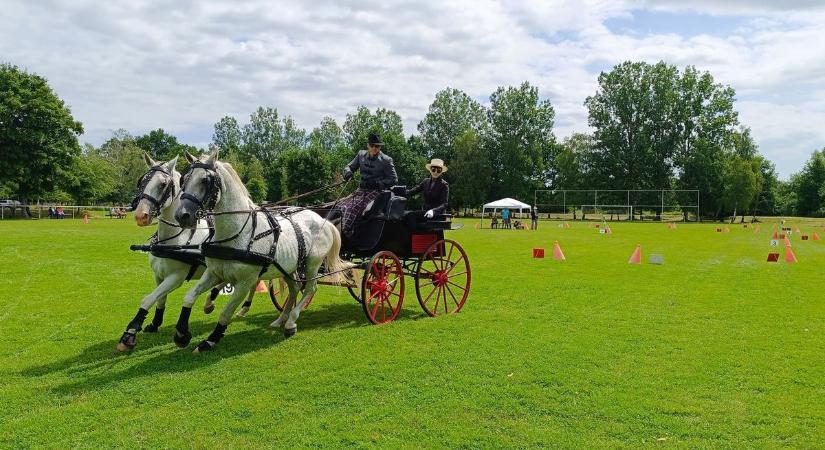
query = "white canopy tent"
xmin=481 ymin=198 xmax=532 ymax=228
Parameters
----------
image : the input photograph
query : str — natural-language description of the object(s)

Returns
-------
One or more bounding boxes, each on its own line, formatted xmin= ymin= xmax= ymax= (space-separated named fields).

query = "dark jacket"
xmin=343 ymin=150 xmax=398 ymax=190
xmin=406 ymin=177 xmax=449 ymax=214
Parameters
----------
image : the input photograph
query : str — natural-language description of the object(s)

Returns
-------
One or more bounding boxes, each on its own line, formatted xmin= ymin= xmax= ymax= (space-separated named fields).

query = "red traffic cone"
xmin=784 ymin=245 xmax=798 ymax=263
xmin=82 ymin=214 xmax=89 ymax=224
xmin=772 ymin=231 xmax=779 ymax=239
xmin=552 ymin=241 xmax=566 ymax=261
xmin=255 ymin=280 xmax=267 ymax=293
xmin=783 ymin=236 xmax=792 ymax=247
xmin=628 ymin=244 xmax=641 ymax=264
xmin=813 ymin=232 xmax=821 ymax=241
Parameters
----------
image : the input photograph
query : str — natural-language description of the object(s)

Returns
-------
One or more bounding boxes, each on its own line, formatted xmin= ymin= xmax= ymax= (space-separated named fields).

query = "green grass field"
xmin=1 ymin=217 xmax=824 ymax=448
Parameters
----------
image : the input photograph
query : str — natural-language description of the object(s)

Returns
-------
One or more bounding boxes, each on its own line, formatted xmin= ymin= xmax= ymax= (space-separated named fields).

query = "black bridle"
xmin=131 ymin=165 xmax=175 ymax=218
xmin=180 ymin=161 xmax=222 ymax=219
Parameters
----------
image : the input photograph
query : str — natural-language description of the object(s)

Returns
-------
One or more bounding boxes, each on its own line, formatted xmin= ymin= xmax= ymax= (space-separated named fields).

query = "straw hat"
xmin=425 ymin=158 xmax=447 ymax=173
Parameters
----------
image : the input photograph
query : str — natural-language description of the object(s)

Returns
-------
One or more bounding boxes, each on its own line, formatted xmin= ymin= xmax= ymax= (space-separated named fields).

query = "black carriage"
xmin=268 ymin=187 xmax=471 ymax=324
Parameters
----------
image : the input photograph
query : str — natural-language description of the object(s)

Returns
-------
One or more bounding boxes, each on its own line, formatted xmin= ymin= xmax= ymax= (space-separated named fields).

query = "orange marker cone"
xmin=255 ymin=280 xmax=267 ymax=292
xmin=784 ymin=244 xmax=798 ymax=263
xmin=564 ymin=222 xmax=571 ymax=229
xmin=474 ymin=223 xmax=480 ymax=230
xmin=628 ymin=244 xmax=641 ymax=264
xmin=783 ymin=236 xmax=792 ymax=247
xmin=552 ymin=241 xmax=566 ymax=261
xmin=82 ymin=214 xmax=89 ymax=224
xmin=724 ymin=226 xmax=730 ymax=233
xmin=795 ymin=227 xmax=801 ymax=233
xmin=813 ymin=232 xmax=821 ymax=241
xmin=772 ymin=231 xmax=779 ymax=239
xmin=754 ymin=225 xmax=761 ymax=233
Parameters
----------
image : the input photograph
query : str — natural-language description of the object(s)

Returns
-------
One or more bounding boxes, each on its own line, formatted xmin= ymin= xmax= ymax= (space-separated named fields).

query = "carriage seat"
xmin=361 ymin=188 xmax=406 ymax=221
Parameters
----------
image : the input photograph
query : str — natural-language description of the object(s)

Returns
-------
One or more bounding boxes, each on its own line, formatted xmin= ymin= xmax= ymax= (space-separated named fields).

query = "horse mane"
xmin=216 ymin=160 xmax=256 ymax=208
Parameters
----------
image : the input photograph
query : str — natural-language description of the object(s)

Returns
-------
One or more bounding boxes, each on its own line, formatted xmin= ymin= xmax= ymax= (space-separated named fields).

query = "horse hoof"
xmin=194 ymin=340 xmax=215 ymax=353
xmin=204 ymin=303 xmax=215 ymax=315
xmin=115 ymin=342 xmax=132 ymax=352
xmin=236 ymin=306 xmax=249 ymax=318
xmin=144 ymin=323 xmax=159 ymax=333
xmin=173 ymin=330 xmax=192 ymax=348
xmin=284 ymin=327 xmax=297 ymax=338
xmin=117 ymin=332 xmax=137 ymax=351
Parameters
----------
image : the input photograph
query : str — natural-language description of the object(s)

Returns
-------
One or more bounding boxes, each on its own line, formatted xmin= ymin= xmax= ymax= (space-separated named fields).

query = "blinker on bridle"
xmin=131 ymin=165 xmax=175 ymax=217
xmin=180 ymin=161 xmax=221 ymax=219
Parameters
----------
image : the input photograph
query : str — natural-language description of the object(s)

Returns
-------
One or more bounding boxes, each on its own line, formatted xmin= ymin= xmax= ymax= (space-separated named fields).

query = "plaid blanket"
xmin=337 ymin=188 xmax=381 ymax=237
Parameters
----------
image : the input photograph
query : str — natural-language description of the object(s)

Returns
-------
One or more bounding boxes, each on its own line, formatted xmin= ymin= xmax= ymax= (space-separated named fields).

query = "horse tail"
xmin=323 ymin=221 xmax=353 ymax=285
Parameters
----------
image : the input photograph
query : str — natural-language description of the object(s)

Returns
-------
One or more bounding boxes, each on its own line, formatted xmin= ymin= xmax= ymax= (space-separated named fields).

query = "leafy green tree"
xmin=721 ymin=154 xmax=760 ymax=222
xmin=244 ymin=158 xmax=268 ymax=203
xmin=60 ymin=147 xmax=118 ymax=205
xmin=417 ymin=88 xmax=487 ymax=162
xmin=554 ymin=133 xmax=595 ymax=189
xmin=486 ymin=82 xmax=556 ymax=200
xmin=449 ymin=129 xmax=491 ymax=211
xmin=0 ymin=64 xmax=83 ymax=207
xmin=277 ymin=146 xmax=336 ymax=204
xmin=134 ymin=129 xmax=198 ymax=172
xmin=586 ymin=61 xmax=683 ymax=190
xmin=212 ymin=116 xmax=243 ymax=156
xmin=97 ymin=130 xmax=150 ymax=204
xmin=309 ymin=117 xmax=345 ymax=153
xmin=793 ymin=149 xmax=825 ymax=216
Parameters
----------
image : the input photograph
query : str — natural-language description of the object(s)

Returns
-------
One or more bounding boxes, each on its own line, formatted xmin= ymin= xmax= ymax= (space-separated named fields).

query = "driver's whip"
xmin=265 ymin=180 xmax=347 ymax=207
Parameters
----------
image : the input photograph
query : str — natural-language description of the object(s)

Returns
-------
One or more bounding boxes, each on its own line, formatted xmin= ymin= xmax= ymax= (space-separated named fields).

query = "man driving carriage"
xmin=337 ymin=132 xmax=398 ymax=237
xmin=405 ymin=158 xmax=449 ymax=220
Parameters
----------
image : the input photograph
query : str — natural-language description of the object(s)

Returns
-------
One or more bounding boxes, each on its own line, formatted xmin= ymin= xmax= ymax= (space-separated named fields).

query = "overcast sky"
xmin=3 ymin=0 xmax=824 ymax=178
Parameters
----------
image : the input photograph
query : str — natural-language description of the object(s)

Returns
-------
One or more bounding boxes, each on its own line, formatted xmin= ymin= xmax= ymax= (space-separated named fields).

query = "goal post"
xmin=533 ymin=189 xmax=700 ymax=221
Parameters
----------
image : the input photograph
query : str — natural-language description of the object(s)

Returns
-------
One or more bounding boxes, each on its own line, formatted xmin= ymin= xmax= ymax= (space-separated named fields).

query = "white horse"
xmin=172 ymin=151 xmax=350 ymax=352
xmin=116 ymin=154 xmax=259 ymax=352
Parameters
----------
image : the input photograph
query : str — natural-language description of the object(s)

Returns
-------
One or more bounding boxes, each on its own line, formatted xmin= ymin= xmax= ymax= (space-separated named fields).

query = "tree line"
xmin=2 ymin=61 xmax=824 ymax=219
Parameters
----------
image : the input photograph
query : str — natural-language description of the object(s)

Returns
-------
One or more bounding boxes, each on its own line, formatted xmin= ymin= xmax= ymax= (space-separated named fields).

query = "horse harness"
xmin=180 ymin=161 xmax=309 ymax=284
xmin=200 ymin=207 xmax=308 ymax=283
xmin=131 ymin=164 xmax=176 ymax=219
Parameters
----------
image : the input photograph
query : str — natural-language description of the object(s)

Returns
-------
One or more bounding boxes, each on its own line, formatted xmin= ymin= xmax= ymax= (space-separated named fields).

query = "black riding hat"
xmin=368 ymin=133 xmax=384 ymax=146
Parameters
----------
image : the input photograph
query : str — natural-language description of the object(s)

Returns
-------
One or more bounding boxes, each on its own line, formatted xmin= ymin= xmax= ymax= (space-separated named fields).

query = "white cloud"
xmin=2 ymin=0 xmax=824 ymax=178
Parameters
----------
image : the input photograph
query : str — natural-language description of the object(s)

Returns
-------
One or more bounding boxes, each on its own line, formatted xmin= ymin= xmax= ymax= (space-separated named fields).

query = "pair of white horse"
xmin=118 ymin=151 xmax=348 ymax=353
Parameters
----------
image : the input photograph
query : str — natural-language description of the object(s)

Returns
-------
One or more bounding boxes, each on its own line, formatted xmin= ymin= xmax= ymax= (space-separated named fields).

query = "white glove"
xmin=425 ymin=209 xmax=434 ymax=219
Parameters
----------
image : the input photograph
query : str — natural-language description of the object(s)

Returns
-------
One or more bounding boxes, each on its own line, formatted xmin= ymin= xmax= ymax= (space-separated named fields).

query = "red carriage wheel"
xmin=345 ymin=268 xmax=364 ymax=304
xmin=361 ymin=251 xmax=404 ymax=324
xmin=415 ymin=239 xmax=470 ymax=316
xmin=268 ymin=278 xmax=313 ymax=312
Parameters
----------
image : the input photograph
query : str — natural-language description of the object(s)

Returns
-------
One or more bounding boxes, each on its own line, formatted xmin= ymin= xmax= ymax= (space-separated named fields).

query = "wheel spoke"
xmin=445 ymin=243 xmax=455 ymax=268
xmin=447 ymin=270 xmax=468 ymax=279
xmin=421 ymin=284 xmax=438 ymax=305
xmin=433 ymin=287 xmax=441 ymax=314
xmin=443 ymin=287 xmax=449 ymax=314
xmin=371 ymin=297 xmax=381 ymax=318
xmin=445 ymin=283 xmax=460 ymax=309
xmin=445 ymin=255 xmax=465 ymax=275
xmin=446 ymin=280 xmax=468 ymax=292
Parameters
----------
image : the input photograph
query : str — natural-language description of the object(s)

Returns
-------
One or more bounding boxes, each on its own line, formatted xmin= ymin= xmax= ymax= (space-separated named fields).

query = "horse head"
xmin=175 ymin=150 xmax=222 ymax=229
xmin=132 ymin=153 xmax=179 ymax=227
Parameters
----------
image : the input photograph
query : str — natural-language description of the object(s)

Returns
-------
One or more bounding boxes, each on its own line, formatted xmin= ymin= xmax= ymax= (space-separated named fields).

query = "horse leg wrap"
xmin=126 ymin=308 xmax=148 ymax=333
xmin=196 ymin=323 xmax=227 ymax=352
xmin=144 ymin=307 xmax=165 ymax=333
xmin=173 ymin=307 xmax=193 ymax=347
xmin=119 ymin=308 xmax=148 ymax=348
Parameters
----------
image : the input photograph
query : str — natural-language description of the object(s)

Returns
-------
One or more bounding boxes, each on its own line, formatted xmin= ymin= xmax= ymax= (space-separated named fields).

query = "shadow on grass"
xmin=20 ymin=300 xmax=422 ymax=395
